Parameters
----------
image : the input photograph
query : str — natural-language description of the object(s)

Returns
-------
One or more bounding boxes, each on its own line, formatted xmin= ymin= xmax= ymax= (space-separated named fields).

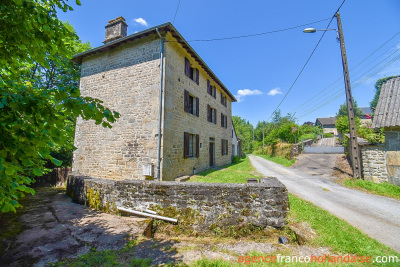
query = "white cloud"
xmin=268 ymin=87 xmax=283 ymax=96
xmin=133 ymin=18 xmax=149 ymax=27
xmin=235 ymin=89 xmax=263 ymax=102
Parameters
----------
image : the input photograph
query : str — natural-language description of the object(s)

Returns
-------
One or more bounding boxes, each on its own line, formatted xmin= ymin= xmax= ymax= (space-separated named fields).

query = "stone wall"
xmin=73 ymin=36 xmax=162 ymax=180
xmin=161 ymin=32 xmax=233 ymax=179
xmin=67 ymin=174 xmax=289 ymax=230
xmin=360 ymin=127 xmax=400 ymax=185
xmin=291 ymin=139 xmax=314 ymax=157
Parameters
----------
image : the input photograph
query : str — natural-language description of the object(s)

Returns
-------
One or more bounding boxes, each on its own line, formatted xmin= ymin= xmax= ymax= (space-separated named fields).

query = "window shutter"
xmin=213 ymin=87 xmax=216 ymax=98
xmin=225 ymin=140 xmax=228 ymax=155
xmin=207 ymin=104 xmax=211 ymax=122
xmin=214 ymin=108 xmax=217 ymax=124
xmin=221 ymin=113 xmax=223 ymax=127
xmin=196 ymin=97 xmax=199 ymax=117
xmin=196 ymin=69 xmax=199 ymax=85
xmin=207 ymin=80 xmax=211 ymax=94
xmin=221 ymin=139 xmax=224 ymax=155
xmin=185 ymin=58 xmax=190 ymax=77
xmin=184 ymin=90 xmax=189 ymax=112
xmin=221 ymin=92 xmax=223 ymax=104
xmin=184 ymin=132 xmax=189 ymax=158
xmin=196 ymin=134 xmax=200 ymax=158
xmin=225 ymin=116 xmax=227 ymax=129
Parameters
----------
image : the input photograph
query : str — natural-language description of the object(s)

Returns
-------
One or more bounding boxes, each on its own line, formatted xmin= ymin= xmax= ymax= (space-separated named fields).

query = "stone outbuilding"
xmin=361 ymin=76 xmax=400 ymax=185
xmin=315 ymin=117 xmax=338 ymax=135
xmin=72 ymin=17 xmax=236 ymax=181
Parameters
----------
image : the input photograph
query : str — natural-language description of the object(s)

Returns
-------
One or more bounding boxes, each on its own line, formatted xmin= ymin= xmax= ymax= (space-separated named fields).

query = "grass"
xmin=187 ymin=156 xmax=259 ymax=183
xmin=252 ymin=153 xmax=295 ymax=167
xmin=340 ymin=178 xmax=400 ymax=200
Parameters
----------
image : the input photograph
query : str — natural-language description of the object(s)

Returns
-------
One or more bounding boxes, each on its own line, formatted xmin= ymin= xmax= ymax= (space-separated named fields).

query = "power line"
xmin=172 ymin=0 xmax=182 ymax=24
xmin=296 ymin=50 xmax=400 ymax=119
xmin=290 ymin=31 xmax=400 ymax=114
xmin=265 ymin=0 xmax=347 ymax=122
xmin=166 ymin=18 xmax=331 ymax=43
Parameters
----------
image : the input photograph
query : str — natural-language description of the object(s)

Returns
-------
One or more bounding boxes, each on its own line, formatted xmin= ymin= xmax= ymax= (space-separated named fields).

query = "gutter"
xmin=156 ymin=27 xmax=164 ymax=181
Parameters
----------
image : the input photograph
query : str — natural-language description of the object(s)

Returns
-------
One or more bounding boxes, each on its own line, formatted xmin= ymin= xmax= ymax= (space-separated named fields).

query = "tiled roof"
xmin=316 ymin=117 xmax=337 ymax=126
xmin=372 ymin=76 xmax=400 ymax=128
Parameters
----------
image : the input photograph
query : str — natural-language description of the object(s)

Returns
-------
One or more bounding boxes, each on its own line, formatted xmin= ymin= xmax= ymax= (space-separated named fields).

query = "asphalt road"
xmin=249 ymin=154 xmax=400 ymax=253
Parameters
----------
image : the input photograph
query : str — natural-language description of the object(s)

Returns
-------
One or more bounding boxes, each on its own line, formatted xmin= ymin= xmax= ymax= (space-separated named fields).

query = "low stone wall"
xmin=291 ymin=139 xmax=314 ymax=157
xmin=67 ymin=174 xmax=289 ymax=231
xmin=360 ymin=145 xmax=388 ymax=183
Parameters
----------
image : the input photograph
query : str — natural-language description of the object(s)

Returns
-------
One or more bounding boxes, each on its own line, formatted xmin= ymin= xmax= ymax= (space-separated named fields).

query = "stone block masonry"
xmin=67 ymin=174 xmax=289 ymax=231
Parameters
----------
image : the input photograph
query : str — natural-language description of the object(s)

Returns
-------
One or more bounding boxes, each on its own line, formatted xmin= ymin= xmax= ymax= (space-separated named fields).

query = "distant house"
xmin=315 ymin=117 xmax=338 ymax=135
xmin=303 ymin=121 xmax=314 ymax=126
xmin=359 ymin=107 xmax=372 ymax=127
xmin=365 ymin=76 xmax=400 ymax=185
xmin=231 ymin=123 xmax=241 ymax=158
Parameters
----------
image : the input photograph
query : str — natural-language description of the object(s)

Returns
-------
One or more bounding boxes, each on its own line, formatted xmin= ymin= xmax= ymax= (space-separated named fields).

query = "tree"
xmin=0 ymin=0 xmax=119 ymax=212
xmin=232 ymin=116 xmax=254 ymax=153
xmin=336 ymin=100 xmax=363 ymax=118
xmin=370 ymin=76 xmax=397 ymax=111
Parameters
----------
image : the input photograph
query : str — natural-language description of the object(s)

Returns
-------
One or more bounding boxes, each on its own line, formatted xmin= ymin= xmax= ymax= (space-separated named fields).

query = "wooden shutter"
xmin=184 ymin=132 xmax=189 ymax=158
xmin=221 ymin=139 xmax=224 ymax=155
xmin=221 ymin=113 xmax=224 ymax=127
xmin=207 ymin=80 xmax=211 ymax=94
xmin=207 ymin=104 xmax=211 ymax=122
xmin=225 ymin=140 xmax=228 ymax=155
xmin=214 ymin=108 xmax=217 ymax=124
xmin=221 ymin=92 xmax=223 ymax=104
xmin=185 ymin=58 xmax=190 ymax=77
xmin=195 ymin=134 xmax=200 ymax=157
xmin=225 ymin=116 xmax=227 ymax=129
xmin=196 ymin=97 xmax=199 ymax=117
xmin=196 ymin=69 xmax=199 ymax=84
xmin=213 ymin=87 xmax=216 ymax=98
xmin=184 ymin=90 xmax=189 ymax=112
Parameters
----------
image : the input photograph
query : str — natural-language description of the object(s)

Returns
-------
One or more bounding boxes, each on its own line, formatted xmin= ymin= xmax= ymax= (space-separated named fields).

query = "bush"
xmin=232 ymin=155 xmax=240 ymax=163
xmin=323 ymin=133 xmax=334 ymax=138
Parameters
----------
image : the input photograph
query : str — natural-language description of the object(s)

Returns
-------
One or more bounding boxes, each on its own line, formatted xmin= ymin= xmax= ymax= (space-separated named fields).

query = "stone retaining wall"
xmin=67 ymin=174 xmax=289 ymax=230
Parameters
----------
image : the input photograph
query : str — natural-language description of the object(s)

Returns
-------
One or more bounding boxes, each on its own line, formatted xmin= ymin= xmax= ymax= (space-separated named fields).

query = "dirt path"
xmin=249 ymin=154 xmax=400 ymax=253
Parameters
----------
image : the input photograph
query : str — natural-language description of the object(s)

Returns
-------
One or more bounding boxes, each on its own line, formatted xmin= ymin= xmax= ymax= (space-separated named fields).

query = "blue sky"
xmin=58 ymin=0 xmax=400 ymax=126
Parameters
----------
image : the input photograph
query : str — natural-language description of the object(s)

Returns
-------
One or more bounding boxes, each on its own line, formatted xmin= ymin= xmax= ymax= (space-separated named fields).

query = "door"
xmin=209 ymin=142 xmax=214 ymax=167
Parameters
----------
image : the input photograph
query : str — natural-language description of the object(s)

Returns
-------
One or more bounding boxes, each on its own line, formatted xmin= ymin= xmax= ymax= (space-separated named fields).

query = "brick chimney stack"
xmin=103 ymin=16 xmax=128 ymax=44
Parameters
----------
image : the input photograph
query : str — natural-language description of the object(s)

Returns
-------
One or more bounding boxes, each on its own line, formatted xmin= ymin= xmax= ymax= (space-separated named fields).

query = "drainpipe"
xmin=156 ymin=27 xmax=164 ymax=181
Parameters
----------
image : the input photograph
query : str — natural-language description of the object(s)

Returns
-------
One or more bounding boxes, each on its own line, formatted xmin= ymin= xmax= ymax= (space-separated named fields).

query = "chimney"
xmin=103 ymin=16 xmax=128 ymax=44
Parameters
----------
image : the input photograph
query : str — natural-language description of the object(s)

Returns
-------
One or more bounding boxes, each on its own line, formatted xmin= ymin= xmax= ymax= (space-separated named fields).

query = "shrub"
xmin=232 ymin=155 xmax=240 ymax=163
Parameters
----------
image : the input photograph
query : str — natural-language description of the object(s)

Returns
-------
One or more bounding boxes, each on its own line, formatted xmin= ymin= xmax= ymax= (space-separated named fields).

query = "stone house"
xmin=315 ymin=117 xmax=338 ymax=135
xmin=72 ymin=17 xmax=236 ymax=181
xmin=361 ymin=76 xmax=400 ymax=185
xmin=231 ymin=123 xmax=241 ymax=158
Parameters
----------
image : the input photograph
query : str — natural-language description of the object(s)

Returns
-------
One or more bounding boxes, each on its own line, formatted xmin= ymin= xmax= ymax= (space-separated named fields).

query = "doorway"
xmin=209 ymin=142 xmax=215 ymax=167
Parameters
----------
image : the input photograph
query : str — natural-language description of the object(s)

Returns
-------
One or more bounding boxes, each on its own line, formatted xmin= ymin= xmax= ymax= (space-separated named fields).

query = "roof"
xmin=72 ymin=22 xmax=237 ymax=102
xmin=315 ymin=117 xmax=337 ymax=126
xmin=360 ymin=107 xmax=372 ymax=116
xmin=372 ymin=76 xmax=400 ymax=129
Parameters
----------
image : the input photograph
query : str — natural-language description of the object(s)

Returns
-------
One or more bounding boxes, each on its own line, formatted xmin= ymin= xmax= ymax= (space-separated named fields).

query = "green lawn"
xmin=252 ymin=153 xmax=295 ymax=167
xmin=341 ymin=178 xmax=400 ymax=200
xmin=187 ymin=156 xmax=259 ymax=183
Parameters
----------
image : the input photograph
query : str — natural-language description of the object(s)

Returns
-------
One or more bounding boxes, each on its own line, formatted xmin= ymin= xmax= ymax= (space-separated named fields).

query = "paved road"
xmin=249 ymin=154 xmax=400 ymax=253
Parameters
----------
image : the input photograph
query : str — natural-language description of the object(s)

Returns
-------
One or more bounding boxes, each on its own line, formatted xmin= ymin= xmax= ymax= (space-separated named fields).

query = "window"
xmin=184 ymin=90 xmax=199 ymax=116
xmin=184 ymin=132 xmax=199 ymax=158
xmin=221 ymin=139 xmax=228 ymax=155
xmin=207 ymin=80 xmax=216 ymax=98
xmin=207 ymin=104 xmax=217 ymax=124
xmin=220 ymin=92 xmax=227 ymax=107
xmin=185 ymin=58 xmax=199 ymax=84
xmin=221 ymin=113 xmax=228 ymax=128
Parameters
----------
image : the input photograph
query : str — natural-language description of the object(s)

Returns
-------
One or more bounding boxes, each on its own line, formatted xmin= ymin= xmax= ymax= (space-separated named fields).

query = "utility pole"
xmin=336 ymin=12 xmax=362 ymax=178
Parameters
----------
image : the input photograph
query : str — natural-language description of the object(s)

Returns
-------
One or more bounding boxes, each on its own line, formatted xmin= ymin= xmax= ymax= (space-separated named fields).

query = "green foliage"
xmin=0 ymin=0 xmax=119 ymax=212
xmin=232 ymin=155 xmax=240 ymax=163
xmin=335 ymin=115 xmax=361 ymax=134
xmin=370 ymin=76 xmax=397 ymax=111
xmin=232 ymin=115 xmax=254 ymax=153
xmin=336 ymin=100 xmax=363 ymax=117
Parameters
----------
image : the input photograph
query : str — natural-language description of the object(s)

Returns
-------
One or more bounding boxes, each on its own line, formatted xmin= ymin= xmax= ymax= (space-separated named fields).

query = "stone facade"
xmin=360 ymin=127 xmax=400 ymax=185
xmin=162 ymin=33 xmax=232 ymax=179
xmin=67 ymin=175 xmax=289 ymax=230
xmin=72 ymin=24 xmax=235 ymax=181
